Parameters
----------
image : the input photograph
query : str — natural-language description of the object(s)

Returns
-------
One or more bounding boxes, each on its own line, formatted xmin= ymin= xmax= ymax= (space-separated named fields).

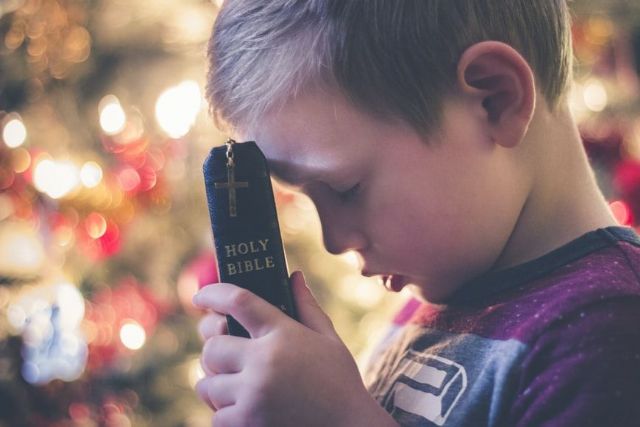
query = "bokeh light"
xmin=0 ymin=221 xmax=46 ymax=276
xmin=119 ymin=320 xmax=146 ymax=350
xmin=85 ymin=212 xmax=107 ymax=239
xmin=188 ymin=356 xmax=206 ymax=388
xmin=80 ymin=161 xmax=103 ymax=188
xmin=55 ymin=283 xmax=86 ymax=330
xmin=99 ymin=95 xmax=127 ymax=135
xmin=155 ymin=80 xmax=202 ymax=138
xmin=117 ymin=166 xmax=141 ymax=192
xmin=609 ymin=200 xmax=633 ymax=225
xmin=2 ymin=114 xmax=27 ymax=148
xmin=583 ymin=79 xmax=608 ymax=112
xmin=12 ymin=148 xmax=31 ymax=173
xmin=33 ymin=158 xmax=80 ymax=199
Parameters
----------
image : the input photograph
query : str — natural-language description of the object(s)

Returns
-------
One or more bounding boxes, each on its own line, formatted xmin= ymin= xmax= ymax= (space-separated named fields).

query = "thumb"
xmin=290 ymin=270 xmax=338 ymax=338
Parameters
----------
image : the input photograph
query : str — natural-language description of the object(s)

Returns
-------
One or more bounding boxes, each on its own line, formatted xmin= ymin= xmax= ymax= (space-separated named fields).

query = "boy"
xmin=193 ymin=1 xmax=640 ymax=426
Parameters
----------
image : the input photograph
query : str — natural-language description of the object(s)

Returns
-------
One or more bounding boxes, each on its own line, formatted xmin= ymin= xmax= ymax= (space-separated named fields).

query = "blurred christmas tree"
xmin=0 ymin=0 xmax=639 ymax=426
xmin=0 ymin=1 xmax=406 ymax=425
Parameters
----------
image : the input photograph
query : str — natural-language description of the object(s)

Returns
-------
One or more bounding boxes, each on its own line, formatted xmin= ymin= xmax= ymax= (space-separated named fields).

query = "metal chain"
xmin=225 ymin=138 xmax=236 ymax=167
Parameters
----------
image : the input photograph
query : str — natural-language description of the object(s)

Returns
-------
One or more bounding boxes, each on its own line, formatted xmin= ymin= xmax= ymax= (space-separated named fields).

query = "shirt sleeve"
xmin=508 ymin=296 xmax=640 ymax=427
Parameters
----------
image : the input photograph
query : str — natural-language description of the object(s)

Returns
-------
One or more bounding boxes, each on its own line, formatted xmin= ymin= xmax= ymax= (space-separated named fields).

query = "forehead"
xmin=240 ymin=87 xmax=368 ymax=183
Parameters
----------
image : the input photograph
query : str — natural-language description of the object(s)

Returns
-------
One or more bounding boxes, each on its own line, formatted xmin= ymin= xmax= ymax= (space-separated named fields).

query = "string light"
xmin=155 ymin=80 xmax=202 ymax=138
xmin=2 ymin=114 xmax=27 ymax=148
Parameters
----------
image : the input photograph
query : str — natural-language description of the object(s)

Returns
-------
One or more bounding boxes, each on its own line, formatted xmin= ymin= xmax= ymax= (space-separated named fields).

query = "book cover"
xmin=203 ymin=140 xmax=298 ymax=337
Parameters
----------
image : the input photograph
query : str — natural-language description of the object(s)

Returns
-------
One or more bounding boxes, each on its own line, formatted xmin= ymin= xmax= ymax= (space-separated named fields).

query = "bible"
xmin=203 ymin=139 xmax=298 ymax=337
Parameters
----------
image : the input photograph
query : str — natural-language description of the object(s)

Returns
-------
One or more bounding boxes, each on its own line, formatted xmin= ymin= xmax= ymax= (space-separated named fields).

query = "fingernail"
xmin=192 ymin=292 xmax=201 ymax=305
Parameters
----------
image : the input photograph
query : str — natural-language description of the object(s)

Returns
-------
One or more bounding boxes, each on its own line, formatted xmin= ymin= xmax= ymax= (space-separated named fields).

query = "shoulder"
xmin=486 ymin=237 xmax=640 ymax=342
xmin=508 ymin=296 xmax=640 ymax=426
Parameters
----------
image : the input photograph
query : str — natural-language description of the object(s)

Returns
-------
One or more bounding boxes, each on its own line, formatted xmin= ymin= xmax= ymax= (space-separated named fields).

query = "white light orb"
xmin=80 ymin=161 xmax=103 ymax=188
xmin=33 ymin=159 xmax=79 ymax=199
xmin=99 ymin=95 xmax=127 ymax=135
xmin=583 ymin=79 xmax=608 ymax=112
xmin=120 ymin=320 xmax=146 ymax=350
xmin=155 ymin=80 xmax=202 ymax=138
xmin=55 ymin=283 xmax=85 ymax=329
xmin=2 ymin=115 xmax=27 ymax=148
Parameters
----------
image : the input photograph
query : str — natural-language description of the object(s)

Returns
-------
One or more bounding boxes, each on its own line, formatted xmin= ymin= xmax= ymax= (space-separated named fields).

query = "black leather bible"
xmin=203 ymin=139 xmax=298 ymax=337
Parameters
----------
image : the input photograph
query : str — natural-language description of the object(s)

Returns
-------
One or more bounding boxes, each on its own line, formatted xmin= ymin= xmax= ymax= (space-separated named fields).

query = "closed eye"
xmin=337 ymin=183 xmax=360 ymax=202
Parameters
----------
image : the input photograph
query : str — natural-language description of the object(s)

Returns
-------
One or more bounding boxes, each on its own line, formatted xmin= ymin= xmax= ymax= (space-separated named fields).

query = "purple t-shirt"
xmin=364 ymin=226 xmax=640 ymax=426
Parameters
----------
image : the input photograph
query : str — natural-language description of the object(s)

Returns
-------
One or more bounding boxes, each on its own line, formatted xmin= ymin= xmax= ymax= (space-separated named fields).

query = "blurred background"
xmin=0 ymin=0 xmax=639 ymax=425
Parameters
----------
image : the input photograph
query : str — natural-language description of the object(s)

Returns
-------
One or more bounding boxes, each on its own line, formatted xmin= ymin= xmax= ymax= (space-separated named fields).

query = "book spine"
xmin=203 ymin=141 xmax=297 ymax=337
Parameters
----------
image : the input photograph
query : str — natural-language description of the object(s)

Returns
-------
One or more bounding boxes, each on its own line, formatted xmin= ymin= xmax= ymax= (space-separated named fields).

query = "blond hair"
xmin=207 ymin=0 xmax=573 ymax=136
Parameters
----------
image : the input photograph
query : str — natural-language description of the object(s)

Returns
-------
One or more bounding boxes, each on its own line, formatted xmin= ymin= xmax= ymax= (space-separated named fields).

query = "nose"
xmin=322 ymin=223 xmax=366 ymax=255
xmin=315 ymin=200 xmax=367 ymax=256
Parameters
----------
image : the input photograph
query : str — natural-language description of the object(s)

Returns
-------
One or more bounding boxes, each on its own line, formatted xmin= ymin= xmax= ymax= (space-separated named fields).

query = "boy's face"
xmin=240 ymin=86 xmax=527 ymax=303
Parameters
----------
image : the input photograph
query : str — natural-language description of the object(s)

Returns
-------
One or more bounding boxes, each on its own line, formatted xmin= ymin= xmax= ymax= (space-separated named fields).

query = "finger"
xmin=202 ymin=334 xmax=248 ymax=374
xmin=195 ymin=377 xmax=215 ymax=410
xmin=290 ymin=270 xmax=339 ymax=338
xmin=198 ymin=312 xmax=228 ymax=340
xmin=193 ymin=283 xmax=287 ymax=338
xmin=196 ymin=375 xmax=238 ymax=410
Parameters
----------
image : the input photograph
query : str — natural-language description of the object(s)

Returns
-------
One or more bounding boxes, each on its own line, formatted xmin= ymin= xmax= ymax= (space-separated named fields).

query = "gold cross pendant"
xmin=214 ymin=140 xmax=249 ymax=217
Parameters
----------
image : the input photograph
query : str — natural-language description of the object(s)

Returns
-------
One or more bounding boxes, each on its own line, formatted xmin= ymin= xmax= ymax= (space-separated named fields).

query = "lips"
xmin=384 ymin=274 xmax=406 ymax=292
xmin=363 ymin=272 xmax=406 ymax=292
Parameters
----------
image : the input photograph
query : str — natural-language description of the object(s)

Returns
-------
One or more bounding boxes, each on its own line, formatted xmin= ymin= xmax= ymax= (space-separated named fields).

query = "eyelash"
xmin=337 ymin=183 xmax=360 ymax=202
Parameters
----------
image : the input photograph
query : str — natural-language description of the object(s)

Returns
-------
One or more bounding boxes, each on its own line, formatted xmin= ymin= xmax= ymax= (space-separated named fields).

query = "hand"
xmin=193 ymin=271 xmax=398 ymax=427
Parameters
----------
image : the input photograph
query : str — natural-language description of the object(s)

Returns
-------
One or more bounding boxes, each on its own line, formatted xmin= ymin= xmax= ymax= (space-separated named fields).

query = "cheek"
xmin=364 ymin=185 xmax=439 ymax=269
xmin=363 ymin=155 xmax=524 ymax=281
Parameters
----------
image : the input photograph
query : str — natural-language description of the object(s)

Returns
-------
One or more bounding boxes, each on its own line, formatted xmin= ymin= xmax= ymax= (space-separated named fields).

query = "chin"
xmin=406 ymin=282 xmax=453 ymax=305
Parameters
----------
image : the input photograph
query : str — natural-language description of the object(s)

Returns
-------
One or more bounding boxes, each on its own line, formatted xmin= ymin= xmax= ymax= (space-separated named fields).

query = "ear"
xmin=456 ymin=41 xmax=536 ymax=148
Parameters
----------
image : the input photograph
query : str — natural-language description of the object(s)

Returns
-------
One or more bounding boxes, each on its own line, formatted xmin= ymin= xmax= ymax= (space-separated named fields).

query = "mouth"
xmin=382 ymin=274 xmax=407 ymax=292
xmin=362 ymin=269 xmax=408 ymax=293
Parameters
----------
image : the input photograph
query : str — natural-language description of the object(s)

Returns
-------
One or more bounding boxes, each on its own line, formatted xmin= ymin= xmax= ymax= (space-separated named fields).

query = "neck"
xmin=491 ymin=102 xmax=619 ymax=271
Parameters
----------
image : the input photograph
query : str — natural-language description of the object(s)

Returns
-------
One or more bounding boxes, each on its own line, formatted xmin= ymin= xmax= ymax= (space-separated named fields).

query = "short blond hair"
xmin=207 ymin=0 xmax=573 ymax=136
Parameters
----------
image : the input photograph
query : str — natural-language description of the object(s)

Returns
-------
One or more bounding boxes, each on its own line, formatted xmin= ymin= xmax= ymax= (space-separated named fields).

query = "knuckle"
xmin=198 ymin=314 xmax=227 ymax=339
xmin=197 ymin=317 xmax=209 ymax=338
xmin=203 ymin=335 xmax=222 ymax=355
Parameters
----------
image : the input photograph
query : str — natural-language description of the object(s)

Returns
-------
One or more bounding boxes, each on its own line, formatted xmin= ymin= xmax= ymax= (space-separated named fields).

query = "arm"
xmin=509 ymin=297 xmax=640 ymax=426
xmin=193 ymin=271 xmax=400 ymax=427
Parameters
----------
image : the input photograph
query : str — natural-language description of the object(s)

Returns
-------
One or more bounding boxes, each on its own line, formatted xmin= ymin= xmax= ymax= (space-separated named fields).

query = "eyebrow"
xmin=268 ymin=160 xmax=314 ymax=186
xmin=269 ymin=162 xmax=305 ymax=187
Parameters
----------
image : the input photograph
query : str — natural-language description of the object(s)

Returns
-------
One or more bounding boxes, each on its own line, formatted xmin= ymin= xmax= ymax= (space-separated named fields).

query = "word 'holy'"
xmin=224 ymin=239 xmax=275 ymax=276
